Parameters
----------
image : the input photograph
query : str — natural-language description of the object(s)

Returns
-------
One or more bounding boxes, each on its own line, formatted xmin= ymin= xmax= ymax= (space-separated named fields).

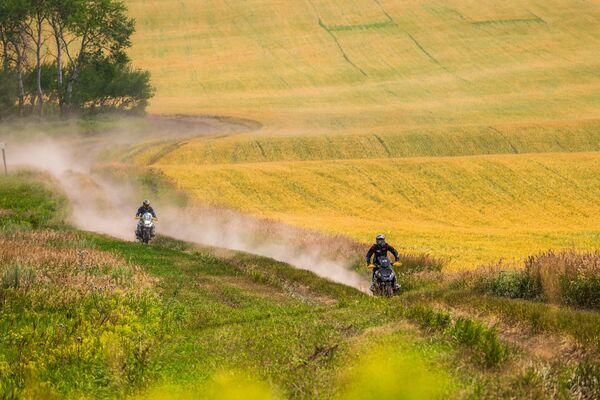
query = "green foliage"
xmin=560 ymin=275 xmax=600 ymax=309
xmin=403 ymin=306 xmax=508 ymax=367
xmin=73 ymin=57 xmax=154 ymax=113
xmin=0 ymin=70 xmax=17 ymax=118
xmin=476 ymin=269 xmax=542 ymax=300
xmin=0 ymin=0 xmax=152 ymax=117
xmin=452 ymin=317 xmax=507 ymax=367
xmin=404 ymin=305 xmax=452 ymax=331
xmin=0 ymin=172 xmax=67 ymax=229
xmin=473 ymin=251 xmax=600 ymax=311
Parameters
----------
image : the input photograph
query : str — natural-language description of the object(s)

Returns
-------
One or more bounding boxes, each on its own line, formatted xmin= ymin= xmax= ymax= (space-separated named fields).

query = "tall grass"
xmin=403 ymin=305 xmax=508 ymax=367
xmin=472 ymin=250 xmax=600 ymax=310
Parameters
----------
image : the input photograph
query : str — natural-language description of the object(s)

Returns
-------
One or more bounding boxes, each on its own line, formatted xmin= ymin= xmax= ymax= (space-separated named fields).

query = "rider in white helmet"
xmin=135 ymin=199 xmax=157 ymax=239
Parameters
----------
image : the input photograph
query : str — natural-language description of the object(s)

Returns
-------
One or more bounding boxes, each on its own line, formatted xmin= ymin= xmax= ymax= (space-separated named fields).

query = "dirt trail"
xmin=7 ymin=116 xmax=369 ymax=292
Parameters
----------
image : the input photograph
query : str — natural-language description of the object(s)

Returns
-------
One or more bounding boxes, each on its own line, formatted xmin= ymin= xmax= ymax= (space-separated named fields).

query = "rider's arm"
xmin=149 ymin=207 xmax=157 ymax=218
xmin=135 ymin=207 xmax=143 ymax=217
xmin=365 ymin=245 xmax=375 ymax=265
xmin=388 ymin=245 xmax=400 ymax=261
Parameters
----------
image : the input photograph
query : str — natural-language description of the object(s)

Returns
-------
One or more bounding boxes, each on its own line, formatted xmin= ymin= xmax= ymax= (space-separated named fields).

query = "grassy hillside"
xmin=4 ymin=172 xmax=600 ymax=399
xmin=117 ymin=119 xmax=600 ymax=165
xmin=127 ymin=0 xmax=600 ymax=134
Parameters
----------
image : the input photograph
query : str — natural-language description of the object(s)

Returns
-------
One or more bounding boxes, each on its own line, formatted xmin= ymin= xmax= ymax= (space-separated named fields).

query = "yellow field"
xmin=122 ymin=0 xmax=600 ymax=268
xmin=142 ymin=151 xmax=600 ymax=268
xmin=127 ymin=0 xmax=600 ymax=134
xmin=119 ymin=119 xmax=600 ymax=166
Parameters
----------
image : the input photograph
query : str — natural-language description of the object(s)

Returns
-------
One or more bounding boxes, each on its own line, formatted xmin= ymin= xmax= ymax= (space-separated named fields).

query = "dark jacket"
xmin=136 ymin=205 xmax=156 ymax=218
xmin=366 ymin=243 xmax=399 ymax=265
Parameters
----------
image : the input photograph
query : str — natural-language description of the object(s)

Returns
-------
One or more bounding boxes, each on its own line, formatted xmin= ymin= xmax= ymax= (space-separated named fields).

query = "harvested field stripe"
xmin=373 ymin=134 xmax=391 ymax=156
xmin=374 ymin=0 xmax=395 ymax=23
xmin=472 ymin=15 xmax=546 ymax=26
xmin=406 ymin=32 xmax=464 ymax=82
xmin=318 ymin=18 xmax=368 ymax=77
xmin=487 ymin=126 xmax=518 ymax=154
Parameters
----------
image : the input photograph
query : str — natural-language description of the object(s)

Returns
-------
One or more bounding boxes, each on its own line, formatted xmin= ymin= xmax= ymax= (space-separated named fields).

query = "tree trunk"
xmin=1 ymin=39 xmax=9 ymax=73
xmin=55 ymin=36 xmax=63 ymax=113
xmin=14 ymin=45 xmax=25 ymax=117
xmin=16 ymin=65 xmax=24 ymax=117
xmin=35 ymin=16 xmax=44 ymax=117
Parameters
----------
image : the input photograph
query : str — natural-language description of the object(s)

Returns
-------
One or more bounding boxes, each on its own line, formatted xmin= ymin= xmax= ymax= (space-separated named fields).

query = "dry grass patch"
xmin=0 ymin=230 xmax=155 ymax=297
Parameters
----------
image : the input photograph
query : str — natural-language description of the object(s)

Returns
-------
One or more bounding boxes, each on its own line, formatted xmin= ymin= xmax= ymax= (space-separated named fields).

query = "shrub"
xmin=526 ymin=251 xmax=600 ymax=308
xmin=471 ymin=264 xmax=542 ymax=301
xmin=471 ymin=250 xmax=600 ymax=310
xmin=560 ymin=276 xmax=600 ymax=309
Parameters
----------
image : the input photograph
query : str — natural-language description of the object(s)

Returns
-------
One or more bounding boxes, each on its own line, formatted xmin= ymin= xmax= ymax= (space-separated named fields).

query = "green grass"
xmin=4 ymin=168 xmax=600 ymax=399
xmin=0 ymin=173 xmax=468 ymax=399
xmin=0 ymin=171 xmax=68 ymax=230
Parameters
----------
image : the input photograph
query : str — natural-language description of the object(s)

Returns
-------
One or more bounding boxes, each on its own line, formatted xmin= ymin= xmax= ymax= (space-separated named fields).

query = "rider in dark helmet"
xmin=136 ymin=199 xmax=157 ymax=218
xmin=135 ymin=199 xmax=157 ymax=239
xmin=366 ymin=234 xmax=400 ymax=292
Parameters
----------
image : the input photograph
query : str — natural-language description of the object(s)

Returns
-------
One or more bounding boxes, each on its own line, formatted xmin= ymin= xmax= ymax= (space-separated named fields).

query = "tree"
xmin=0 ymin=0 xmax=152 ymax=117
xmin=59 ymin=0 xmax=135 ymax=111
xmin=72 ymin=56 xmax=153 ymax=112
xmin=21 ymin=0 xmax=49 ymax=116
xmin=0 ymin=0 xmax=30 ymax=116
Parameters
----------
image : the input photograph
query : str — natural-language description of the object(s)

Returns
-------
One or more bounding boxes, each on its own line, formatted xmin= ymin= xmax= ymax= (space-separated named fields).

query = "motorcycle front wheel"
xmin=385 ymin=284 xmax=394 ymax=298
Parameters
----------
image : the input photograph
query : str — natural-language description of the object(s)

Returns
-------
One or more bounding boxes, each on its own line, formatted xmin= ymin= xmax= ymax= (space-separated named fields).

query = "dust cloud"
xmin=8 ymin=132 xmax=368 ymax=292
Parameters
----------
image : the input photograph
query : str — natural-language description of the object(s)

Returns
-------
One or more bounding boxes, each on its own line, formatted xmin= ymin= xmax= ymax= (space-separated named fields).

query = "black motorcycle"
xmin=371 ymin=257 xmax=399 ymax=297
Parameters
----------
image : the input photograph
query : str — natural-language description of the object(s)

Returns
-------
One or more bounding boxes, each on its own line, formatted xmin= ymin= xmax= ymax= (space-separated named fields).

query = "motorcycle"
xmin=135 ymin=212 xmax=157 ymax=244
xmin=369 ymin=257 xmax=400 ymax=297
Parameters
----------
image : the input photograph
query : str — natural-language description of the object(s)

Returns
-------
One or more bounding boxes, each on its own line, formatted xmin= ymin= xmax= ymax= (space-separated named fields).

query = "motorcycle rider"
xmin=135 ymin=199 xmax=157 ymax=239
xmin=366 ymin=234 xmax=401 ymax=292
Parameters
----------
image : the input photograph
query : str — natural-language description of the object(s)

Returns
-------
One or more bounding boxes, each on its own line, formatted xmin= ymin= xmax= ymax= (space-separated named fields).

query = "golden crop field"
xmin=127 ymin=0 xmax=600 ymax=134
xmin=150 ymin=152 xmax=600 ymax=268
xmin=122 ymin=0 xmax=600 ymax=268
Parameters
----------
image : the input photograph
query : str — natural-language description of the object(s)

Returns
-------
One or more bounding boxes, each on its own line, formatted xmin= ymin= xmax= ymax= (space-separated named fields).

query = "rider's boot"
xmin=393 ymin=279 xmax=401 ymax=291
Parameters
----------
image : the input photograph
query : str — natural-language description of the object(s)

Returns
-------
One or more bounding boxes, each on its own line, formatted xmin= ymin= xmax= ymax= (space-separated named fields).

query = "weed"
xmin=570 ymin=360 xmax=600 ymax=399
xmin=1 ymin=264 xmax=35 ymax=291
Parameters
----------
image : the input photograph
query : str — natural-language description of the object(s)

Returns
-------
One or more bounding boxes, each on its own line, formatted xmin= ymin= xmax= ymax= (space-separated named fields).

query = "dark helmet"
xmin=143 ymin=199 xmax=151 ymax=208
xmin=376 ymin=234 xmax=385 ymax=246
